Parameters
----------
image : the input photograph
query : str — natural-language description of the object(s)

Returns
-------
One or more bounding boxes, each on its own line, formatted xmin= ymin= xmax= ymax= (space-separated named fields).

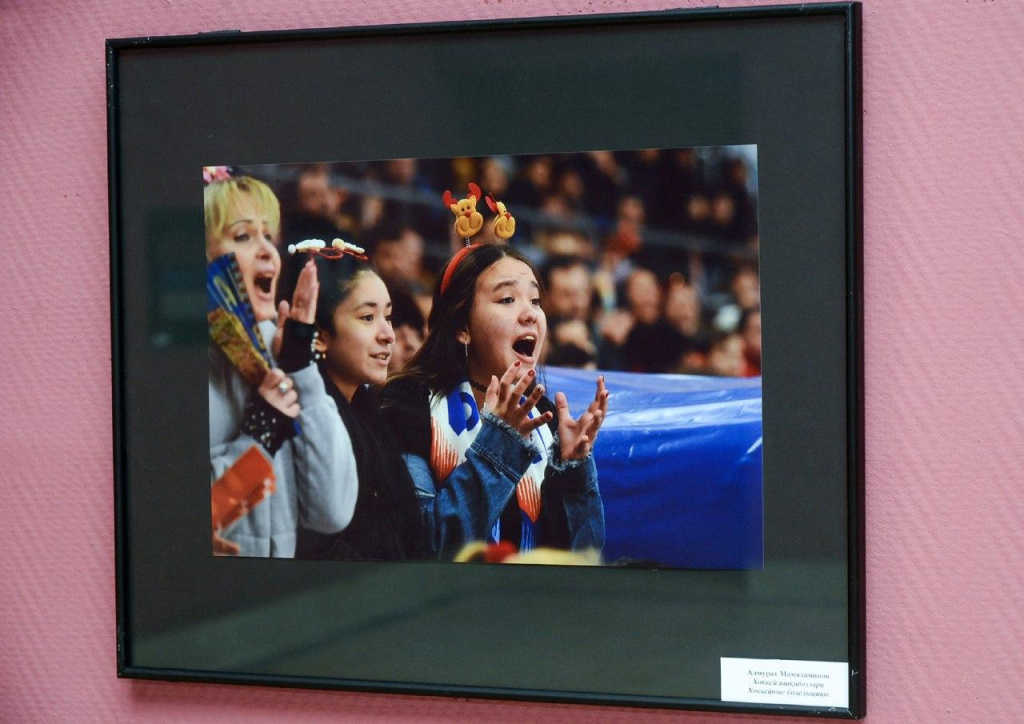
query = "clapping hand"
xmin=483 ymin=361 xmax=554 ymax=438
xmin=555 ymin=375 xmax=609 ymax=461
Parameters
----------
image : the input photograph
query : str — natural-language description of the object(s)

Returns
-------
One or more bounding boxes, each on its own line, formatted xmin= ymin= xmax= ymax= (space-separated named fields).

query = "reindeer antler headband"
xmin=443 ymin=182 xmax=485 ymax=244
xmin=439 ymin=182 xmax=517 ymax=295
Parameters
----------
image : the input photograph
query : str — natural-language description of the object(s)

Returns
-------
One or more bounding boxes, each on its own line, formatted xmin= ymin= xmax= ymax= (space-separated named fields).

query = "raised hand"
xmin=289 ymin=258 xmax=319 ymax=324
xmin=258 ymin=368 xmax=300 ymax=419
xmin=555 ymin=375 xmax=609 ymax=461
xmin=483 ymin=361 xmax=553 ymax=438
xmin=272 ymin=259 xmax=320 ymax=358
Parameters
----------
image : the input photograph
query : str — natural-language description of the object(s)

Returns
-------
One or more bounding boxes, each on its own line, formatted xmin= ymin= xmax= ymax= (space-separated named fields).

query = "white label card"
xmin=720 ymin=657 xmax=849 ymax=709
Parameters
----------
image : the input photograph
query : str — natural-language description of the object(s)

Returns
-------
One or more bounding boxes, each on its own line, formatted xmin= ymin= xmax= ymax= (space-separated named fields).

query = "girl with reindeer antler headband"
xmin=379 ymin=183 xmax=608 ymax=562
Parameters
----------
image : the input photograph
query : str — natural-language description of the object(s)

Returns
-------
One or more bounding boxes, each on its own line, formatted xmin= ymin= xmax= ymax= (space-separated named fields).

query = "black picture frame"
xmin=109 ymin=2 xmax=863 ymax=717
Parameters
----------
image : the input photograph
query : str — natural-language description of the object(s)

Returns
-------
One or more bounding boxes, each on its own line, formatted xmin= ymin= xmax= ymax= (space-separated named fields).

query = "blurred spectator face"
xmin=547 ymin=264 xmax=593 ymax=321
xmin=676 ymin=148 xmax=697 ymax=169
xmin=526 ymin=156 xmax=553 ymax=190
xmin=639 ymin=148 xmax=660 ymax=163
xmin=589 ymin=150 xmax=619 ymax=176
xmin=729 ymin=158 xmax=749 ymax=186
xmin=712 ymin=192 xmax=736 ymax=226
xmin=541 ymin=195 xmax=571 ymax=218
xmin=541 ymin=230 xmax=593 ymax=259
xmin=664 ymin=282 xmax=701 ymax=337
xmin=551 ymin=319 xmax=596 ymax=354
xmin=414 ymin=292 xmax=432 ymax=324
xmin=737 ymin=159 xmax=753 ymax=185
xmin=558 ymin=170 xmax=585 ymax=205
xmin=390 ymin=324 xmax=424 ymax=374
xmin=385 ymin=158 xmax=417 ymax=185
xmin=618 ymin=196 xmax=645 ymax=227
xmin=708 ymin=333 xmax=745 ymax=377
xmin=361 ymin=195 xmax=385 ymax=230
xmin=732 ymin=267 xmax=760 ymax=310
xmin=546 ymin=318 xmax=599 ymax=370
xmin=687 ymin=194 xmax=711 ymax=223
xmin=481 ymin=158 xmax=509 ymax=196
xmin=373 ymin=240 xmax=405 ymax=284
xmin=678 ymin=348 xmax=707 ymax=374
xmin=598 ymin=308 xmax=635 ymax=347
xmin=742 ymin=309 xmax=762 ymax=361
xmin=603 ymin=196 xmax=645 ymax=256
xmin=297 ymin=167 xmax=339 ymax=219
xmin=625 ymin=269 xmax=662 ymax=325
xmin=373 ymin=228 xmax=424 ymax=288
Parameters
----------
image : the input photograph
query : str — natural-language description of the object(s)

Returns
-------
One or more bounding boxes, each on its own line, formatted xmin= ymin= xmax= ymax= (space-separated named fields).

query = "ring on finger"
xmin=277 ymin=381 xmax=291 ymax=394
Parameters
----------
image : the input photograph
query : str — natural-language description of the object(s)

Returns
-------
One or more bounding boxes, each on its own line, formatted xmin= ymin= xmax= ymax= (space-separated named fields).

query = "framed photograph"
xmin=110 ymin=2 xmax=863 ymax=718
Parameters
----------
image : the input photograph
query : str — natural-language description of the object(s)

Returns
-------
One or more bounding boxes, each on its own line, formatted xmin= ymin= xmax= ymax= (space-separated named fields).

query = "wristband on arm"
xmin=277 ymin=319 xmax=317 ymax=373
xmin=242 ymin=394 xmax=299 ymax=455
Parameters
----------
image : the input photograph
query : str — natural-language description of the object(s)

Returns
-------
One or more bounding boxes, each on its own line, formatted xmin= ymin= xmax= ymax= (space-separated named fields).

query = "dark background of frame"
xmin=109 ymin=3 xmax=863 ymax=718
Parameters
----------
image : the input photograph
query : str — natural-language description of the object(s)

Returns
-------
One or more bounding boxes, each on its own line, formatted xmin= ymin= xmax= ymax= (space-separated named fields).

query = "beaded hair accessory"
xmin=287 ymin=237 xmax=369 ymax=262
xmin=439 ymin=183 xmax=517 ymax=296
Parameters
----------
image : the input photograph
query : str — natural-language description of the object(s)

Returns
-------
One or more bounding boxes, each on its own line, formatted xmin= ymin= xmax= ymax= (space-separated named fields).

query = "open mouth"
xmin=512 ymin=335 xmax=537 ymax=359
xmin=371 ymin=352 xmax=391 ymax=362
xmin=253 ymin=273 xmax=274 ymax=295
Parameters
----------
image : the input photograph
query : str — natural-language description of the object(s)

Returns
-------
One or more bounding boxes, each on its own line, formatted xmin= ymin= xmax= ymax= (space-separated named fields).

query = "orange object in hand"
xmin=211 ymin=445 xmax=276 ymax=534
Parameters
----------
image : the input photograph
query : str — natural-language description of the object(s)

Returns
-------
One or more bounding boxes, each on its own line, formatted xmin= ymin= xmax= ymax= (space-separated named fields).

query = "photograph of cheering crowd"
xmin=207 ymin=147 xmax=763 ymax=569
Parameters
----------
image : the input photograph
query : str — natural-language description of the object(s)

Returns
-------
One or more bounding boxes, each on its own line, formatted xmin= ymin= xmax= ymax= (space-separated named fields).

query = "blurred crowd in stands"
xmin=246 ymin=147 xmax=761 ymax=378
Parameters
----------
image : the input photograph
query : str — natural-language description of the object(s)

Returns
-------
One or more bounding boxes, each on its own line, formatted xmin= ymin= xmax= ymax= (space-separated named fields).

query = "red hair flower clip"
xmin=202 ymin=166 xmax=231 ymax=184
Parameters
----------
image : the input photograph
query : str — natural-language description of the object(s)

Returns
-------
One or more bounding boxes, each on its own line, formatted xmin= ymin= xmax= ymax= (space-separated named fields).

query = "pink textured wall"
xmin=2 ymin=0 xmax=1021 ymax=721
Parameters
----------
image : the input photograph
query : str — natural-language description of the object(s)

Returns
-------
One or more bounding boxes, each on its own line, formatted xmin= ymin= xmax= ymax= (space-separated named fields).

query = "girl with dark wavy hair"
xmin=293 ymin=257 xmax=427 ymax=561
xmin=380 ymin=242 xmax=608 ymax=561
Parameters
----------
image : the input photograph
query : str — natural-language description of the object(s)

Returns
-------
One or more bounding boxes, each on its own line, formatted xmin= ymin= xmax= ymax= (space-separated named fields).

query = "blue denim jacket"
xmin=404 ymin=411 xmax=605 ymax=561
